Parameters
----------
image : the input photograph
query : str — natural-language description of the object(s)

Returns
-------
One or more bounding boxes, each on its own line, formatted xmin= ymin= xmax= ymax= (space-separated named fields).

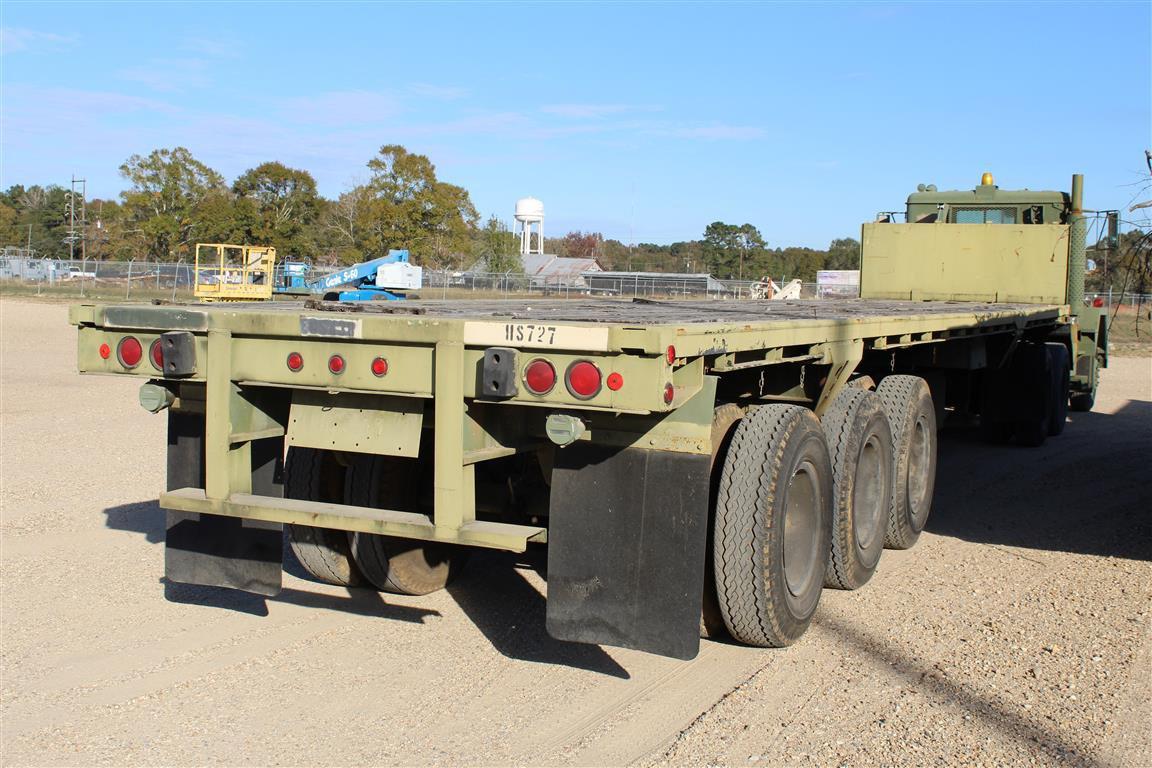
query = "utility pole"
xmin=66 ymin=176 xmax=87 ymax=262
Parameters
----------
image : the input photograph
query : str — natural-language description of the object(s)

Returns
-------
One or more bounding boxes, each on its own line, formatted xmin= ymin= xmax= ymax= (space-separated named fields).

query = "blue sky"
xmin=2 ymin=1 xmax=1149 ymax=247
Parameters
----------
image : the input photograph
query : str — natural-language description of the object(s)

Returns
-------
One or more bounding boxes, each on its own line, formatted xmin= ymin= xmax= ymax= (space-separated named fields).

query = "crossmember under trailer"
xmin=71 ymin=297 xmax=1078 ymax=659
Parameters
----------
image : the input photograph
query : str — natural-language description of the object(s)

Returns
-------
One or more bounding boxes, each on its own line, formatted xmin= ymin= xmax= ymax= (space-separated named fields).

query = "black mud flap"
xmin=164 ymin=411 xmax=284 ymax=596
xmin=546 ymin=444 xmax=711 ymax=660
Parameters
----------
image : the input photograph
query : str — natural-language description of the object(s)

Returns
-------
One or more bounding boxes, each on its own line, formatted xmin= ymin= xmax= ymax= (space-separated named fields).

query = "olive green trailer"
xmin=69 ymin=295 xmax=1079 ymax=660
xmin=70 ymin=173 xmax=1105 ymax=660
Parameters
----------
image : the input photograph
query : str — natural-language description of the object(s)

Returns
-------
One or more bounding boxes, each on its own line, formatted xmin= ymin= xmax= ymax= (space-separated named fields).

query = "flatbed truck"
xmin=71 ymin=173 xmax=1107 ymax=660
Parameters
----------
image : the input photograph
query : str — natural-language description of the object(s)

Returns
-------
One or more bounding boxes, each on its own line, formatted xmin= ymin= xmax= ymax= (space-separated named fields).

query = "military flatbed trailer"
xmin=69 ymin=292 xmax=1089 ymax=660
xmin=70 ymin=173 xmax=1108 ymax=660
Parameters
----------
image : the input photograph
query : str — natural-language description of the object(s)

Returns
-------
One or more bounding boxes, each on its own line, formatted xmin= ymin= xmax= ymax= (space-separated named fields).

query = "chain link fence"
xmin=420 ymin=270 xmax=822 ymax=300
xmin=4 ymin=256 xmax=1151 ymax=307
xmin=0 ymin=255 xmax=197 ymax=300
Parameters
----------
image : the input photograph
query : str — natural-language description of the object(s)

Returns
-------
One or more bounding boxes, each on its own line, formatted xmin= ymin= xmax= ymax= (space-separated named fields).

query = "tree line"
xmin=542 ymin=225 xmax=860 ymax=283
xmin=0 ymin=143 xmax=860 ymax=281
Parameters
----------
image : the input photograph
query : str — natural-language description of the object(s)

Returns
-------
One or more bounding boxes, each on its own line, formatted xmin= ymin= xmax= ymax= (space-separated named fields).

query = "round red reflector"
xmin=666 ymin=345 xmax=677 ymax=365
xmin=150 ymin=339 xmax=164 ymax=370
xmin=1092 ymin=297 xmax=1105 ymax=308
xmin=371 ymin=357 xmax=389 ymax=377
xmin=566 ymin=361 xmax=602 ymax=400
xmin=117 ymin=336 xmax=143 ymax=368
xmin=328 ymin=355 xmax=345 ymax=374
xmin=524 ymin=359 xmax=556 ymax=395
xmin=606 ymin=372 xmax=624 ymax=391
xmin=663 ymin=383 xmax=675 ymax=405
xmin=286 ymin=352 xmax=304 ymax=372
xmin=98 ymin=343 xmax=111 ymax=360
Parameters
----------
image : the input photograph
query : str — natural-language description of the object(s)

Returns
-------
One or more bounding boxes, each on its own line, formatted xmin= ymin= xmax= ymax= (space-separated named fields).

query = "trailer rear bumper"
xmin=160 ymin=488 xmax=547 ymax=552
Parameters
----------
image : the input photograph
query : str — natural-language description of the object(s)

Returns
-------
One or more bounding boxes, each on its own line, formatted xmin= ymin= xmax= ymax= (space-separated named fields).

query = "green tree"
xmin=119 ymin=147 xmax=226 ymax=259
xmin=0 ymin=200 xmax=19 ymax=246
xmin=355 ymin=145 xmax=479 ymax=268
xmin=232 ymin=162 xmax=322 ymax=257
xmin=1 ymin=185 xmax=71 ymax=259
xmin=473 ymin=215 xmax=522 ymax=273
xmin=825 ymin=237 xmax=861 ymax=270
xmin=703 ymin=221 xmax=766 ymax=279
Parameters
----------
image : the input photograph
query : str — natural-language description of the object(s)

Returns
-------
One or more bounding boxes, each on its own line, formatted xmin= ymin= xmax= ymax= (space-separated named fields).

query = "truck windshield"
xmin=952 ymin=207 xmax=1017 ymax=224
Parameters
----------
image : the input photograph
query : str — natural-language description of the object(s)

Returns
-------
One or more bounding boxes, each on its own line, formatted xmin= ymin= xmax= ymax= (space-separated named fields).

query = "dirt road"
xmin=2 ymin=299 xmax=1149 ymax=767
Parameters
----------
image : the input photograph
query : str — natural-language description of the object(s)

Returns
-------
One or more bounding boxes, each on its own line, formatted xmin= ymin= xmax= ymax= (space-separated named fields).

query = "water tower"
xmin=515 ymin=197 xmax=544 ymax=256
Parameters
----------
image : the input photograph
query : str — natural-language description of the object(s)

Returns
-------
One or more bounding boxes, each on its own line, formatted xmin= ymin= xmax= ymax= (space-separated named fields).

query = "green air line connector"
xmin=545 ymin=413 xmax=586 ymax=447
xmin=1067 ymin=173 xmax=1086 ymax=312
xmin=139 ymin=382 xmax=175 ymax=413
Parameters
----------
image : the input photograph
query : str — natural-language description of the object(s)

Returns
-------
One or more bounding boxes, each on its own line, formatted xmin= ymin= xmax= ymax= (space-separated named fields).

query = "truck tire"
xmin=283 ymin=447 xmax=364 ymax=587
xmin=876 ymin=376 xmax=937 ymax=550
xmin=1012 ymin=344 xmax=1051 ymax=448
xmin=1045 ymin=343 xmax=1070 ymax=436
xmin=713 ymin=404 xmax=833 ymax=647
xmin=820 ymin=388 xmax=893 ymax=590
xmin=702 ymin=403 xmax=744 ymax=640
xmin=345 ymin=454 xmax=469 ymax=596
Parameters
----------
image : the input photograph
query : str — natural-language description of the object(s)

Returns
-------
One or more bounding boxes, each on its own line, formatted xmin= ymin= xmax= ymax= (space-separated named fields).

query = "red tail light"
xmin=371 ymin=357 xmax=388 ymax=377
xmin=117 ymin=337 xmax=142 ymax=368
xmin=666 ymin=345 xmax=677 ymax=365
xmin=328 ymin=355 xmax=345 ymax=374
xmin=524 ymin=359 xmax=556 ymax=395
xmin=606 ymin=372 xmax=624 ymax=391
xmin=286 ymin=352 xmax=304 ymax=372
xmin=663 ymin=383 xmax=675 ymax=404
xmin=1092 ymin=297 xmax=1105 ymax=308
xmin=566 ymin=361 xmax=602 ymax=400
xmin=99 ymin=343 xmax=111 ymax=360
xmin=149 ymin=340 xmax=164 ymax=370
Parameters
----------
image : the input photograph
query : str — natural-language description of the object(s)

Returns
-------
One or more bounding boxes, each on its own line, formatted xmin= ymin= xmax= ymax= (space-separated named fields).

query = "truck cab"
xmin=903 ymin=172 xmax=1070 ymax=226
xmin=863 ymin=172 xmax=1106 ymax=410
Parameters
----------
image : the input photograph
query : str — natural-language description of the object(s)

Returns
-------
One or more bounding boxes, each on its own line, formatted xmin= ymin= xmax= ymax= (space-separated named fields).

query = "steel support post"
xmin=433 ymin=340 xmax=474 ymax=531
xmin=205 ymin=329 xmax=250 ymax=500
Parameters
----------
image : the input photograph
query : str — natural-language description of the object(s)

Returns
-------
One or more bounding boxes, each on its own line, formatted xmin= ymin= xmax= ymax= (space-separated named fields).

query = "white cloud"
xmin=541 ymin=103 xmax=660 ymax=119
xmin=0 ymin=26 xmax=75 ymax=54
xmin=281 ymin=90 xmax=404 ymax=126
xmin=1 ymin=85 xmax=178 ymax=132
xmin=180 ymin=36 xmax=243 ymax=60
xmin=653 ymin=124 xmax=765 ymax=140
xmin=118 ymin=58 xmax=212 ymax=92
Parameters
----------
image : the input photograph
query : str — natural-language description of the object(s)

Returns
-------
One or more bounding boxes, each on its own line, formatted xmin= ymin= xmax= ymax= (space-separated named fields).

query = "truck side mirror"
xmin=1107 ymin=212 xmax=1119 ymax=249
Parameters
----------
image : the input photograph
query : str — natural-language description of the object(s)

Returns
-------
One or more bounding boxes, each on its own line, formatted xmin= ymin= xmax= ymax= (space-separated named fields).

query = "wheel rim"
xmin=853 ymin=435 xmax=885 ymax=560
xmin=907 ymin=416 xmax=931 ymax=529
xmin=782 ymin=460 xmax=821 ymax=603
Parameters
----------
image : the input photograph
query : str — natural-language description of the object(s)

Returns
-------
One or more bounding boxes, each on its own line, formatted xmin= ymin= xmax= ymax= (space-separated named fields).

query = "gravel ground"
xmin=1 ymin=298 xmax=1149 ymax=767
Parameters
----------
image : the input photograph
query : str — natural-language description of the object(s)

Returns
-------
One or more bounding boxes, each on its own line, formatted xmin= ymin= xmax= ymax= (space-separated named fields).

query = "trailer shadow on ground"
xmin=927 ymin=399 xmax=1151 ymax=562
xmin=158 ymin=577 xmax=442 ymax=627
xmin=448 ymin=549 xmax=631 ymax=678
xmin=102 ymin=500 xmax=628 ymax=677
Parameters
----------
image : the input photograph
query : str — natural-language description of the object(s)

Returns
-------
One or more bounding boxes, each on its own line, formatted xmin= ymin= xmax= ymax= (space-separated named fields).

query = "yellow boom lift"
xmin=193 ymin=244 xmax=276 ymax=302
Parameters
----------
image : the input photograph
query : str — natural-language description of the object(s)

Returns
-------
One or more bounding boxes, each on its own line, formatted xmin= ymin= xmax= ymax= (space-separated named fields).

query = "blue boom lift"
xmin=275 ymin=250 xmax=422 ymax=301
